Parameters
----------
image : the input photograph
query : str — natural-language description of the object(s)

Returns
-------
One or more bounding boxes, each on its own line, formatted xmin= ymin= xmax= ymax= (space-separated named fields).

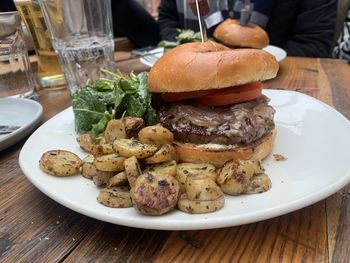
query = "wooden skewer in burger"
xmin=147 ymin=41 xmax=279 ymax=167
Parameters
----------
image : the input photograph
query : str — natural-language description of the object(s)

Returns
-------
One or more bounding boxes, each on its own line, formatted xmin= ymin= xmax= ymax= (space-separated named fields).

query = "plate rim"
xmin=0 ymin=97 xmax=43 ymax=151
xmin=19 ymin=90 xmax=350 ymax=230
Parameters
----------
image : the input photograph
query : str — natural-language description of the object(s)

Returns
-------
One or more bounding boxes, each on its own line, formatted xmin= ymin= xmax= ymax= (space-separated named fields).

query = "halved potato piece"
xmin=113 ymin=138 xmax=158 ymax=159
xmin=94 ymin=153 xmax=125 ymax=172
xmin=91 ymin=141 xmax=115 ymax=156
xmin=217 ymin=160 xmax=257 ymax=195
xmin=107 ymin=171 xmax=128 ymax=188
xmin=186 ymin=174 xmax=223 ymax=201
xmin=97 ymin=186 xmax=132 ymax=208
xmin=244 ymin=173 xmax=272 ymax=194
xmin=177 ymin=193 xmax=224 ymax=214
xmin=124 ymin=117 xmax=144 ymax=138
xmin=104 ymin=119 xmax=126 ymax=143
xmin=124 ymin=156 xmax=142 ymax=188
xmin=39 ymin=150 xmax=81 ymax=177
xmin=144 ymin=144 xmax=177 ymax=164
xmin=143 ymin=160 xmax=177 ymax=177
xmin=92 ymin=171 xmax=115 ymax=187
xmin=131 ymin=172 xmax=180 ymax=215
xmin=77 ymin=133 xmax=97 ymax=153
xmin=138 ymin=125 xmax=174 ymax=146
xmin=81 ymin=155 xmax=96 ymax=179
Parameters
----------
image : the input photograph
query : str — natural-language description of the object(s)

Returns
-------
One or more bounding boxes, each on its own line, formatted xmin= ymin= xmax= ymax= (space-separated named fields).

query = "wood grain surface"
xmin=1 ymin=56 xmax=349 ymax=263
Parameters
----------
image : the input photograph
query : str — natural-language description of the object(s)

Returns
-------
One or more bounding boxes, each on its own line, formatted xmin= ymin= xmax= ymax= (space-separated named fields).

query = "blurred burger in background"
xmin=214 ymin=19 xmax=269 ymax=49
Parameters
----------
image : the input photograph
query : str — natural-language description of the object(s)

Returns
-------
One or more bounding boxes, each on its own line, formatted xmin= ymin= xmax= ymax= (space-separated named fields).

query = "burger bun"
xmin=173 ymin=129 xmax=277 ymax=168
xmin=214 ymin=19 xmax=269 ymax=49
xmin=148 ymin=41 xmax=278 ymax=93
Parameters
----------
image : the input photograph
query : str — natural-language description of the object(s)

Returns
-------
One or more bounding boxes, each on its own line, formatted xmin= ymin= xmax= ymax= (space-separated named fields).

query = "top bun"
xmin=214 ymin=19 xmax=269 ymax=49
xmin=148 ymin=41 xmax=278 ymax=93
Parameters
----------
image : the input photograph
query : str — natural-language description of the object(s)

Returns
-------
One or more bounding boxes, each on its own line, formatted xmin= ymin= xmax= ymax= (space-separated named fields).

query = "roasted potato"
xmin=124 ymin=117 xmax=144 ymax=138
xmin=92 ymin=171 xmax=115 ymax=187
xmin=177 ymin=163 xmax=217 ymax=181
xmin=144 ymin=144 xmax=177 ymax=164
xmin=104 ymin=119 xmax=126 ymax=143
xmin=244 ymin=173 xmax=272 ymax=194
xmin=81 ymin=155 xmax=96 ymax=179
xmin=186 ymin=174 xmax=223 ymax=201
xmin=81 ymin=154 xmax=116 ymax=184
xmin=97 ymin=186 xmax=133 ymax=208
xmin=143 ymin=160 xmax=177 ymax=177
xmin=176 ymin=163 xmax=217 ymax=193
xmin=113 ymin=138 xmax=158 ymax=159
xmin=39 ymin=150 xmax=81 ymax=177
xmin=91 ymin=140 xmax=115 ymax=156
xmin=217 ymin=160 xmax=257 ymax=195
xmin=177 ymin=193 xmax=224 ymax=214
xmin=124 ymin=156 xmax=142 ymax=188
xmin=77 ymin=133 xmax=97 ymax=153
xmin=138 ymin=125 xmax=174 ymax=146
xmin=93 ymin=153 xmax=125 ymax=172
xmin=131 ymin=172 xmax=180 ymax=215
xmin=107 ymin=171 xmax=128 ymax=188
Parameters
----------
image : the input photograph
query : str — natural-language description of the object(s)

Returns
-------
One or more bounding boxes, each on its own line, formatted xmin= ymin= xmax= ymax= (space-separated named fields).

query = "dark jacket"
xmin=158 ymin=0 xmax=337 ymax=57
xmin=112 ymin=0 xmax=160 ymax=47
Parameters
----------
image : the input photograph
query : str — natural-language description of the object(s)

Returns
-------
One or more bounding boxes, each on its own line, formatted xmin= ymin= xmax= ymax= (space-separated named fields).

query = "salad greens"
xmin=158 ymin=29 xmax=202 ymax=50
xmin=72 ymin=69 xmax=157 ymax=136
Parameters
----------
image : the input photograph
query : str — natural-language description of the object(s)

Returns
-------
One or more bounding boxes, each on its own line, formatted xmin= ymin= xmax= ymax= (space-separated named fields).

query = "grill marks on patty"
xmin=158 ymin=95 xmax=275 ymax=145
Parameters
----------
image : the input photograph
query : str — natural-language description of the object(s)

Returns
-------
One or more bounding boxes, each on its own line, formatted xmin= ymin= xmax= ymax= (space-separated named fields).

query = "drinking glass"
xmin=14 ymin=0 xmax=66 ymax=89
xmin=0 ymin=11 xmax=37 ymax=98
xmin=38 ymin=0 xmax=116 ymax=95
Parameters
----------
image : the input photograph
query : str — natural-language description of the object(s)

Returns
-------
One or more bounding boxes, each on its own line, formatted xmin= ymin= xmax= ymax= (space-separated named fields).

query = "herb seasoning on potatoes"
xmin=39 ymin=117 xmax=272 ymax=216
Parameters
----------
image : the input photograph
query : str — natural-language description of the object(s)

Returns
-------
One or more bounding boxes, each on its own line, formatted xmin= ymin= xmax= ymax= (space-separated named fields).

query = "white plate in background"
xmin=0 ymin=98 xmax=43 ymax=151
xmin=140 ymin=45 xmax=287 ymax=67
xmin=263 ymin=45 xmax=287 ymax=62
xmin=19 ymin=90 xmax=350 ymax=230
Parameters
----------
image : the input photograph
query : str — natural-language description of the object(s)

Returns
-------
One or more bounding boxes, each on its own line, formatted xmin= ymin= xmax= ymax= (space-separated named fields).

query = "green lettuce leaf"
xmin=72 ymin=70 xmax=157 ymax=136
xmin=91 ymin=111 xmax=112 ymax=136
xmin=72 ymin=86 xmax=111 ymax=133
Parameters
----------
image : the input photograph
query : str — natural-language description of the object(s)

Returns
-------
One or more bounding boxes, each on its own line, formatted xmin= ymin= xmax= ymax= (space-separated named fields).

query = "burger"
xmin=214 ymin=19 xmax=269 ymax=49
xmin=148 ymin=41 xmax=279 ymax=167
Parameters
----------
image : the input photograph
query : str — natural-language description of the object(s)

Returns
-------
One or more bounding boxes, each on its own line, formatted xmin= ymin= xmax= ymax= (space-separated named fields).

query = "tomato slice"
xmin=161 ymin=90 xmax=213 ymax=102
xmin=196 ymin=82 xmax=263 ymax=106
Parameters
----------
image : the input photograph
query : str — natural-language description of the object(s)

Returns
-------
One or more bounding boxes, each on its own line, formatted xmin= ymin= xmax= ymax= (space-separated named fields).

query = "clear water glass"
xmin=38 ymin=0 xmax=116 ymax=95
xmin=0 ymin=11 xmax=37 ymax=99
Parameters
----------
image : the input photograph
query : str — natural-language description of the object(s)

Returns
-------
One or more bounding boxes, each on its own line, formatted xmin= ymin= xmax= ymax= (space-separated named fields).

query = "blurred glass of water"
xmin=38 ymin=0 xmax=116 ymax=94
xmin=0 ymin=12 xmax=37 ymax=99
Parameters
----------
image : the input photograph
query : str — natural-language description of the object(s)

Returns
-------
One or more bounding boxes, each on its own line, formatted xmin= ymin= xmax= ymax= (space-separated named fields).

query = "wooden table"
xmin=1 ymin=55 xmax=350 ymax=263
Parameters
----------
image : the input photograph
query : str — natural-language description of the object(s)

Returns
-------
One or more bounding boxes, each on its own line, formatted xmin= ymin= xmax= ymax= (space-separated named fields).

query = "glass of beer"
xmin=14 ymin=0 xmax=66 ymax=89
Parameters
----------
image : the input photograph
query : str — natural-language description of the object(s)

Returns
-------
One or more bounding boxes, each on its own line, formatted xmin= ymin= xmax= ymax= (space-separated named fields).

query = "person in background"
xmin=0 ymin=0 xmax=15 ymax=11
xmin=333 ymin=8 xmax=350 ymax=62
xmin=0 ymin=0 xmax=160 ymax=48
xmin=113 ymin=0 xmax=160 ymax=47
xmin=158 ymin=0 xmax=337 ymax=57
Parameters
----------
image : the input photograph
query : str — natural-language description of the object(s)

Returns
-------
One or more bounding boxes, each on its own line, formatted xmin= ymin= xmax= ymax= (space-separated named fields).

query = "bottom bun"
xmin=173 ymin=129 xmax=277 ymax=167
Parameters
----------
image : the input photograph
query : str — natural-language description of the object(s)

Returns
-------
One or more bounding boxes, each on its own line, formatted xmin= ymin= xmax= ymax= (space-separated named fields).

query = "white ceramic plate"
xmin=263 ymin=45 xmax=287 ymax=62
xmin=0 ymin=98 xmax=43 ymax=151
xmin=139 ymin=47 xmax=164 ymax=67
xmin=19 ymin=90 xmax=350 ymax=230
xmin=140 ymin=45 xmax=287 ymax=67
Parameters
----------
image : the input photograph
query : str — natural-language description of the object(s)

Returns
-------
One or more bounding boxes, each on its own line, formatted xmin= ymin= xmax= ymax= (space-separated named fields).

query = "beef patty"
xmin=158 ymin=95 xmax=275 ymax=145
